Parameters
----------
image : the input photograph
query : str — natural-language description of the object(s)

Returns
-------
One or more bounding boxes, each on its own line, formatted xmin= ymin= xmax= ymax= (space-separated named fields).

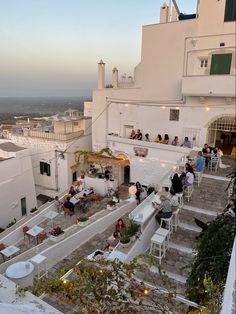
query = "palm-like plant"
xmin=226 ymin=167 xmax=236 ymax=197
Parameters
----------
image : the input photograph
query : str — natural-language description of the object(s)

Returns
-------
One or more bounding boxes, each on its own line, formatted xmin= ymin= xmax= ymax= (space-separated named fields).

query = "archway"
xmin=115 ymin=152 xmax=130 ymax=185
xmin=207 ymin=115 xmax=236 ymax=154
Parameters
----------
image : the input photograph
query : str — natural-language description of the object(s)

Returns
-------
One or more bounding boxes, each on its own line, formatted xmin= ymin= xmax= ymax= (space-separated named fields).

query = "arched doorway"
xmin=207 ymin=115 xmax=236 ymax=154
xmin=115 ymin=152 xmax=130 ymax=185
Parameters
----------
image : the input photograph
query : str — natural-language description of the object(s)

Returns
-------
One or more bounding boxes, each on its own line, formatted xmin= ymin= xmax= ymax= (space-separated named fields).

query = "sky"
xmin=0 ymin=0 xmax=197 ymax=97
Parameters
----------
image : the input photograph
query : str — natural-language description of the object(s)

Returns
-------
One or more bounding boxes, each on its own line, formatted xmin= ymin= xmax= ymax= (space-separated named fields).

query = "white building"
xmin=5 ymin=114 xmax=92 ymax=204
xmin=85 ymin=0 xmax=235 ymax=184
xmin=0 ymin=141 xmax=37 ymax=229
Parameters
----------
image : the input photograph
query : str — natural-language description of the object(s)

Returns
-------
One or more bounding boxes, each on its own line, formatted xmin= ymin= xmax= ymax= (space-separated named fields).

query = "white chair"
xmin=208 ymin=156 xmax=219 ymax=172
xmin=172 ymin=208 xmax=180 ymax=231
xmin=160 ymin=215 xmax=173 ymax=234
xmin=176 ymin=192 xmax=184 ymax=209
xmin=155 ymin=227 xmax=170 ymax=244
xmin=185 ymin=185 xmax=194 ymax=202
xmin=195 ymin=172 xmax=202 ymax=187
xmin=149 ymin=233 xmax=166 ymax=265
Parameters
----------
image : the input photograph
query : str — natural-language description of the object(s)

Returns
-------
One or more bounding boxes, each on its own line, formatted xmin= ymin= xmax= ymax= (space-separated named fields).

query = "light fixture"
xmin=205 ymin=107 xmax=210 ymax=112
xmin=124 ymin=103 xmax=129 ymax=107
xmin=161 ymin=106 xmax=166 ymax=109
xmin=63 ymin=279 xmax=68 ymax=284
xmin=161 ymin=163 xmax=166 ymax=168
xmin=175 ymin=107 xmax=180 ymax=110
xmin=139 ymin=158 xmax=143 ymax=162
xmin=143 ymin=288 xmax=149 ymax=295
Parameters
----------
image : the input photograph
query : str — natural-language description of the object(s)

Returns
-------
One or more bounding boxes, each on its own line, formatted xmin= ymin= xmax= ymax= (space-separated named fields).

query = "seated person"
xmin=181 ymin=137 xmax=191 ymax=148
xmin=134 ymin=129 xmax=143 ymax=140
xmin=182 ymin=164 xmax=195 ymax=187
xmin=155 ymin=134 xmax=162 ymax=143
xmin=202 ymin=143 xmax=214 ymax=166
xmin=104 ymin=232 xmax=120 ymax=251
xmin=115 ymin=218 xmax=127 ymax=235
xmin=191 ymin=151 xmax=204 ymax=172
xmin=54 ymin=196 xmax=63 ymax=213
xmin=144 ymin=133 xmax=150 ymax=141
xmin=153 ymin=195 xmax=172 ymax=227
xmin=64 ymin=196 xmax=75 ymax=213
xmin=171 ymin=136 xmax=179 ymax=146
xmin=69 ymin=186 xmax=76 ymax=197
xmin=129 ymin=130 xmax=136 ymax=139
xmin=223 ymin=198 xmax=236 ymax=218
xmin=162 ymin=134 xmax=169 ymax=145
xmin=74 ymin=181 xmax=83 ymax=193
xmin=171 ymin=173 xmax=183 ymax=193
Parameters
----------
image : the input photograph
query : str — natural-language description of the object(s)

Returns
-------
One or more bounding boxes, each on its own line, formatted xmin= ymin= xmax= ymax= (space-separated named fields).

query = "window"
xmin=21 ymin=197 xmax=27 ymax=216
xmin=40 ymin=161 xmax=51 ymax=176
xmin=169 ymin=109 xmax=180 ymax=121
xmin=210 ymin=53 xmax=232 ymax=74
xmin=200 ymin=59 xmax=208 ymax=68
xmin=224 ymin=0 xmax=236 ymax=22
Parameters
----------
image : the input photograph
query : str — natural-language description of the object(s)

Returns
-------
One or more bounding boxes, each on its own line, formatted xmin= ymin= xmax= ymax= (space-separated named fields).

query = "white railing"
xmin=28 ymin=130 xmax=84 ymax=141
xmin=221 ymin=237 xmax=236 ymax=314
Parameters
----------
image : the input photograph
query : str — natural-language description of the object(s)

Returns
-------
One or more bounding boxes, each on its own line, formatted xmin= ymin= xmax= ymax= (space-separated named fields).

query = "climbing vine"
xmin=75 ymin=147 xmax=122 ymax=165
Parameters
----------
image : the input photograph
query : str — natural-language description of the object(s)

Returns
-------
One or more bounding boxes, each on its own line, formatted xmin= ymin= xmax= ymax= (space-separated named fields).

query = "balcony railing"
xmin=28 ymin=130 xmax=84 ymax=141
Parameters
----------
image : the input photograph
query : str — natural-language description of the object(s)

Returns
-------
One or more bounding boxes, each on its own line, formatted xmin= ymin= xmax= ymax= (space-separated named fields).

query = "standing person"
xmin=115 ymin=219 xmax=127 ymax=235
xmin=192 ymin=151 xmax=204 ymax=172
xmin=54 ymin=196 xmax=63 ymax=213
xmin=171 ymin=173 xmax=183 ymax=193
xmin=181 ymin=137 xmax=191 ymax=148
xmin=153 ymin=195 xmax=172 ymax=227
xmin=69 ymin=186 xmax=76 ymax=197
xmin=171 ymin=136 xmax=179 ymax=146
xmin=155 ymin=134 xmax=163 ymax=143
xmin=135 ymin=181 xmax=142 ymax=204
xmin=144 ymin=133 xmax=150 ymax=141
xmin=163 ymin=134 xmax=169 ymax=144
xmin=135 ymin=129 xmax=143 ymax=140
xmin=64 ymin=196 xmax=75 ymax=214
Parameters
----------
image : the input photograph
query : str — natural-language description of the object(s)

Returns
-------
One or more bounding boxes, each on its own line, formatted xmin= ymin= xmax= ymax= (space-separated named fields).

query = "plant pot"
xmin=78 ymin=220 xmax=89 ymax=227
xmin=130 ymin=235 xmax=136 ymax=243
xmin=120 ymin=240 xmax=131 ymax=248
xmin=50 ymin=233 xmax=65 ymax=243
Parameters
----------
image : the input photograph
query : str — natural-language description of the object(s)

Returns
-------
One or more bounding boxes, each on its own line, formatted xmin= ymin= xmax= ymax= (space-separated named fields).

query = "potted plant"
xmin=30 ymin=207 xmax=39 ymax=214
xmin=107 ymin=200 xmax=117 ymax=210
xmin=78 ymin=215 xmax=89 ymax=227
xmin=127 ymin=220 xmax=141 ymax=242
xmin=120 ymin=231 xmax=131 ymax=248
xmin=49 ymin=226 xmax=65 ymax=243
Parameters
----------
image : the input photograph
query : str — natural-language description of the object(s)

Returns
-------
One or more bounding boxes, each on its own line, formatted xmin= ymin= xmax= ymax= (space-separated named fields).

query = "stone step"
xmin=179 ymin=207 xmax=217 ymax=227
xmin=169 ymin=227 xmax=197 ymax=249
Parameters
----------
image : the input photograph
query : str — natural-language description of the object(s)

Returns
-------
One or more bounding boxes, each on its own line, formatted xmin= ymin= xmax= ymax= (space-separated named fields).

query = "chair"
xmin=208 ymin=156 xmax=219 ymax=172
xmin=150 ymin=233 xmax=167 ymax=265
xmin=22 ymin=226 xmax=29 ymax=241
xmin=172 ymin=208 xmax=180 ymax=231
xmin=185 ymin=185 xmax=194 ymax=202
xmin=160 ymin=215 xmax=173 ymax=234
xmin=0 ymin=243 xmax=6 ymax=262
xmin=195 ymin=172 xmax=202 ymax=187
xmin=64 ymin=208 xmax=73 ymax=216
xmin=176 ymin=192 xmax=184 ymax=209
xmin=38 ymin=232 xmax=47 ymax=243
xmin=155 ymin=227 xmax=170 ymax=244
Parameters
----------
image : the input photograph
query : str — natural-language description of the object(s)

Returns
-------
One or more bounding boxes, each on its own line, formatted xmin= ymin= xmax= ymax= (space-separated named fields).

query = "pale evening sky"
xmin=0 ymin=0 xmax=197 ymax=97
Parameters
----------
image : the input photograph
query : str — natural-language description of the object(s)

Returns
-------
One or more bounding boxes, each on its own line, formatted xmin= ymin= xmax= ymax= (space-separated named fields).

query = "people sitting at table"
xmin=182 ymin=164 xmax=195 ymax=187
xmin=223 ymin=198 xmax=236 ymax=218
xmin=74 ymin=181 xmax=83 ymax=193
xmin=104 ymin=232 xmax=120 ymax=251
xmin=144 ymin=133 xmax=150 ymax=141
xmin=115 ymin=218 xmax=127 ymax=235
xmin=54 ymin=196 xmax=64 ymax=213
xmin=64 ymin=196 xmax=75 ymax=214
xmin=135 ymin=181 xmax=142 ymax=204
xmin=171 ymin=136 xmax=179 ymax=146
xmin=153 ymin=194 xmax=172 ymax=227
xmin=69 ymin=186 xmax=76 ymax=197
xmin=134 ymin=129 xmax=143 ymax=140
xmin=191 ymin=151 xmax=204 ymax=172
xmin=163 ymin=134 xmax=169 ymax=145
xmin=155 ymin=134 xmax=163 ymax=143
xmin=202 ymin=143 xmax=214 ymax=166
xmin=171 ymin=173 xmax=183 ymax=193
xmin=181 ymin=137 xmax=191 ymax=148
xmin=129 ymin=130 xmax=136 ymax=139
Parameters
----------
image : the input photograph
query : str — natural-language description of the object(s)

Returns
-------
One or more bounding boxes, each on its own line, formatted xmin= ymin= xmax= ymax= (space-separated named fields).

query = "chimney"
xmin=98 ymin=60 xmax=105 ymax=89
xmin=160 ymin=2 xmax=169 ymax=23
xmin=112 ymin=67 xmax=118 ymax=88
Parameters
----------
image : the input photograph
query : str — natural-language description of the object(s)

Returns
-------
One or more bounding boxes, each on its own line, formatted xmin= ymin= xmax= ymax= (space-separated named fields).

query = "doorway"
xmin=21 ymin=197 xmax=27 ymax=216
xmin=124 ymin=165 xmax=130 ymax=185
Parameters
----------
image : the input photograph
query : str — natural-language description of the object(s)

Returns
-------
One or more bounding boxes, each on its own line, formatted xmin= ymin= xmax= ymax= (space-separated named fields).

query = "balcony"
xmin=182 ymin=75 xmax=235 ymax=97
xmin=28 ymin=130 xmax=84 ymax=141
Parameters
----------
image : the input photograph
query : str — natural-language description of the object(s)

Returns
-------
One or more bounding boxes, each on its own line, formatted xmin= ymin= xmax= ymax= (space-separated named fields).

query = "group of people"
xmin=129 ymin=129 xmax=192 ymax=148
xmin=104 ymin=218 xmax=127 ymax=250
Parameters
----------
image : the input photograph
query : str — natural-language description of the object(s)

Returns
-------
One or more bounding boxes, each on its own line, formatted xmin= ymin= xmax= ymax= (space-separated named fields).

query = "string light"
xmin=143 ymin=288 xmax=149 ymax=295
xmin=63 ymin=279 xmax=68 ymax=284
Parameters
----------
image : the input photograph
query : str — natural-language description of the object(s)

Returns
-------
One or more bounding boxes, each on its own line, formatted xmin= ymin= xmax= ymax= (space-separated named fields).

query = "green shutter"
xmin=40 ymin=162 xmax=44 ymax=174
xmin=210 ymin=54 xmax=232 ymax=75
xmin=224 ymin=0 xmax=236 ymax=21
xmin=46 ymin=164 xmax=51 ymax=176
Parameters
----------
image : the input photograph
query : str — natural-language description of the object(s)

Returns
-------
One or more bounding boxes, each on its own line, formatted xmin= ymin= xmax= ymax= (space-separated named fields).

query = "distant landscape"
xmin=0 ymin=97 xmax=90 ymax=124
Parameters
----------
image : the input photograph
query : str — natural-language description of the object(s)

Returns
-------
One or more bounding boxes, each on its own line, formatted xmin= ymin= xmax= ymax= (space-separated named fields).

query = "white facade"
xmin=6 ymin=117 xmax=92 ymax=201
xmin=0 ymin=141 xmax=37 ymax=229
xmin=86 ymin=0 xmax=236 ymax=172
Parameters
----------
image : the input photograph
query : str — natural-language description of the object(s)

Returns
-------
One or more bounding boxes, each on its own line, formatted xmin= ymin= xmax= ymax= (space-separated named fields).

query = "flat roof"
xmin=0 ymin=142 xmax=26 ymax=152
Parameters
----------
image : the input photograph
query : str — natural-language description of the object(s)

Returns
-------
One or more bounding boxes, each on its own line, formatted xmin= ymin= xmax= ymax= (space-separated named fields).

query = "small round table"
xmin=6 ymin=261 xmax=34 ymax=288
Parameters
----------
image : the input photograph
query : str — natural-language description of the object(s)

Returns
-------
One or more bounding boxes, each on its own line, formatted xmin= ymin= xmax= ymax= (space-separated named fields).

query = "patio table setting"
xmin=26 ymin=225 xmax=44 ymax=244
xmin=0 ymin=245 xmax=20 ymax=262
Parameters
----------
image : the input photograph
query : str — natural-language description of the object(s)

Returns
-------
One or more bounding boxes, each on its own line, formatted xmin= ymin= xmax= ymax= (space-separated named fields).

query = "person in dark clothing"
xmin=171 ymin=173 xmax=183 ymax=193
xmin=69 ymin=186 xmax=76 ymax=197
xmin=135 ymin=129 xmax=143 ymax=140
xmin=64 ymin=196 xmax=75 ymax=213
xmin=135 ymin=181 xmax=142 ymax=204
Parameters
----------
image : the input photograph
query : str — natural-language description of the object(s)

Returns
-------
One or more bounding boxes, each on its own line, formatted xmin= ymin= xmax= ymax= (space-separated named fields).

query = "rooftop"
xmin=0 ymin=141 xmax=25 ymax=152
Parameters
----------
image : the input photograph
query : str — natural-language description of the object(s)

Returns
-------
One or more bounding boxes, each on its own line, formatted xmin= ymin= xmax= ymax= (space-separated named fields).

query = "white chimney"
xmin=112 ymin=67 xmax=118 ymax=88
xmin=98 ymin=60 xmax=105 ymax=89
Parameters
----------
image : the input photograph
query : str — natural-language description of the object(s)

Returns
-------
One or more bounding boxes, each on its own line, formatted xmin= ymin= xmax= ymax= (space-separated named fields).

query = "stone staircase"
xmin=138 ymin=174 xmax=229 ymax=298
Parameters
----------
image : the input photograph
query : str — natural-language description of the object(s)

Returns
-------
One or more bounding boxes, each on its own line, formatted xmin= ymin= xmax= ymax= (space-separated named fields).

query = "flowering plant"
xmin=49 ymin=226 xmax=64 ymax=236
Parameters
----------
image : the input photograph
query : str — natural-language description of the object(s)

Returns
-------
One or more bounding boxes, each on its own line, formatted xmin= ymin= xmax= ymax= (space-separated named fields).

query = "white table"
xmin=107 ymin=250 xmax=127 ymax=262
xmin=30 ymin=254 xmax=48 ymax=279
xmin=26 ymin=226 xmax=44 ymax=244
xmin=1 ymin=245 xmax=20 ymax=261
xmin=70 ymin=189 xmax=93 ymax=205
xmin=44 ymin=210 xmax=59 ymax=226
xmin=6 ymin=261 xmax=34 ymax=288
